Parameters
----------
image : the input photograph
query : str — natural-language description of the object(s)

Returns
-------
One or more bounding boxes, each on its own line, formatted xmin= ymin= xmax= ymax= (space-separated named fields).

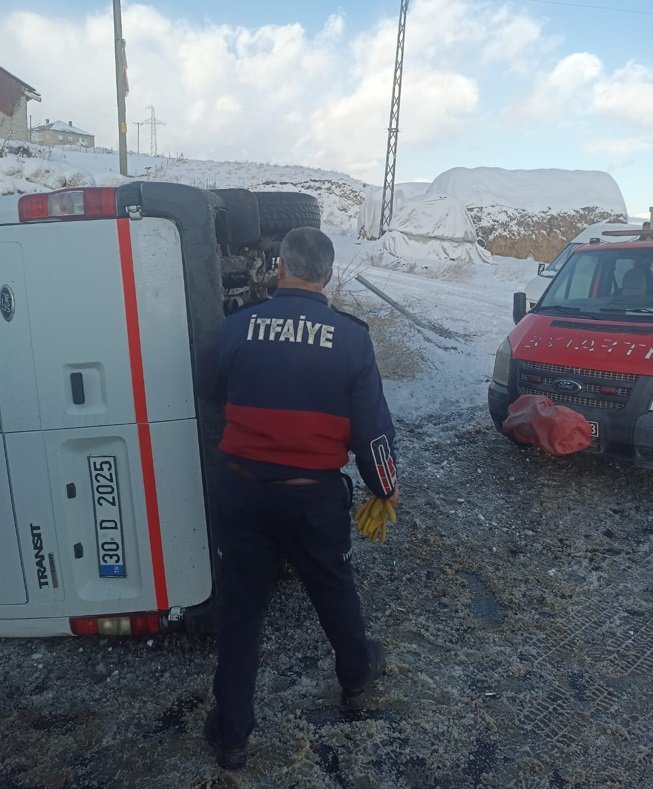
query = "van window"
xmin=562 ymin=253 xmax=596 ymax=300
xmin=540 ymin=248 xmax=653 ymax=316
xmin=614 ymin=258 xmax=637 ymax=289
xmin=546 ymin=242 xmax=578 ymax=273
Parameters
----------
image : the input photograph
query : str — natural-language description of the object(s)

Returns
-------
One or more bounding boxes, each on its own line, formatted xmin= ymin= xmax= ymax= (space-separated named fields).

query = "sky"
xmin=2 ymin=0 xmax=653 ymax=217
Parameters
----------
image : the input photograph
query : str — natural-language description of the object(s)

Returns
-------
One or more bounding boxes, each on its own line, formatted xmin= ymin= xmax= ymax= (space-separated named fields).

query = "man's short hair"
xmin=280 ymin=227 xmax=334 ymax=284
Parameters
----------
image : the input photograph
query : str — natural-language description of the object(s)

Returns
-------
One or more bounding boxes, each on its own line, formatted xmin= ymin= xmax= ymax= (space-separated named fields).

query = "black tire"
xmin=254 ymin=192 xmax=321 ymax=236
xmin=491 ymin=413 xmax=530 ymax=447
xmin=209 ymin=188 xmax=261 ymax=246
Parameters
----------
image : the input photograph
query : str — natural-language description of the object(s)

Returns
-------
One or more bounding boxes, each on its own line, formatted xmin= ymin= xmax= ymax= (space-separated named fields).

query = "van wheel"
xmin=255 ymin=192 xmax=321 ymax=236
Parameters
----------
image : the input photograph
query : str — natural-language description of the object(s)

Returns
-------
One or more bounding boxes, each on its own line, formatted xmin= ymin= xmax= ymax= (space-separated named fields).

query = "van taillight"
xmin=70 ymin=611 xmax=161 ymax=636
xmin=18 ymin=188 xmax=117 ymax=222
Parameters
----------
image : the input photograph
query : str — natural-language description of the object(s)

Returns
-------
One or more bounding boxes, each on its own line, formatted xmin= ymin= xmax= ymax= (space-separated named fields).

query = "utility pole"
xmin=132 ymin=121 xmax=145 ymax=154
xmin=379 ymin=0 xmax=409 ymax=237
xmin=112 ymin=0 xmax=128 ymax=175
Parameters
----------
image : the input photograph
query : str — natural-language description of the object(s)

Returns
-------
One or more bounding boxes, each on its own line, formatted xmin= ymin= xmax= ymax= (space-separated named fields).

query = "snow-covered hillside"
xmin=0 ymin=142 xmax=369 ymax=233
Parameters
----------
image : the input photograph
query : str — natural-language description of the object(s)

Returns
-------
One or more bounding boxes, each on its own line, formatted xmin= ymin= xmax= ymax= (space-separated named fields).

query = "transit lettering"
xmin=30 ymin=523 xmax=50 ymax=589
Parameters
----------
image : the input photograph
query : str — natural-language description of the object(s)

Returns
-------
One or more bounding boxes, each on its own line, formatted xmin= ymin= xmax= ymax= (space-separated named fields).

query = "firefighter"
xmin=200 ymin=226 xmax=397 ymax=770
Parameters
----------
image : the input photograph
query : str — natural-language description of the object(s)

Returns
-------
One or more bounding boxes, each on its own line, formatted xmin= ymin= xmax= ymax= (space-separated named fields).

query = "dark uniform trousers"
xmin=212 ymin=464 xmax=370 ymax=747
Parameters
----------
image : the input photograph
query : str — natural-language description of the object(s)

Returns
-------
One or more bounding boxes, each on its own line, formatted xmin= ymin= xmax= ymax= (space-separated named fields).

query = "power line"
xmin=529 ymin=0 xmax=653 ymax=15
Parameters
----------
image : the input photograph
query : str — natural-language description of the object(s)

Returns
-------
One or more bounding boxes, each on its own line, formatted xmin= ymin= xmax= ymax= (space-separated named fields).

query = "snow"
xmin=327 ymin=232 xmax=531 ymax=421
xmin=431 ymin=166 xmax=627 ymax=214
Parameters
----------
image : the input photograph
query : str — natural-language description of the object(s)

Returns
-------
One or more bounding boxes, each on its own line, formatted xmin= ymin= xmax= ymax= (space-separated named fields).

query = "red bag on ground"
xmin=502 ymin=394 xmax=592 ymax=455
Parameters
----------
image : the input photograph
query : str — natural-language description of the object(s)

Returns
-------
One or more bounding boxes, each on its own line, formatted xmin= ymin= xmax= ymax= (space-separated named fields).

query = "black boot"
xmin=204 ymin=708 xmax=248 ymax=770
xmin=341 ymin=639 xmax=386 ymax=705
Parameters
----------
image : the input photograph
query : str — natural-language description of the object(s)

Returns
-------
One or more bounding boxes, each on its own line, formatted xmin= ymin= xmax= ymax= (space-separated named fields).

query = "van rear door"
xmin=0 ymin=195 xmax=212 ymax=636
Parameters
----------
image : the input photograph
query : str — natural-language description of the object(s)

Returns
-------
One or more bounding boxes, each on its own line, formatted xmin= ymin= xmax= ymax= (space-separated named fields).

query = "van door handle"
xmin=70 ymin=372 xmax=85 ymax=404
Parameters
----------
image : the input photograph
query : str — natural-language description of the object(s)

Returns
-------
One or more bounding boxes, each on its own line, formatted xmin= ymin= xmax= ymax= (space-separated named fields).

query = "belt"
xmin=227 ymin=462 xmax=318 ymax=486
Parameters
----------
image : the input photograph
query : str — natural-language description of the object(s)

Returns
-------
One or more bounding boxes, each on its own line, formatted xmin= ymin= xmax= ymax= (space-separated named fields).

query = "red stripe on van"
xmin=117 ymin=219 xmax=169 ymax=610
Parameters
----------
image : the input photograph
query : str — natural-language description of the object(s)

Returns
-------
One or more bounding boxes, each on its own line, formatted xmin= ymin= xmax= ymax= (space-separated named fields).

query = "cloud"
xmin=585 ymin=136 xmax=652 ymax=157
xmin=592 ymin=62 xmax=653 ymax=129
xmin=483 ymin=8 xmax=543 ymax=71
xmin=508 ymin=52 xmax=603 ymax=123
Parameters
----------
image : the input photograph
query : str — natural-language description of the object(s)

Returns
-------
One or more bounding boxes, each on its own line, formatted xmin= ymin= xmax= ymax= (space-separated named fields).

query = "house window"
xmin=58 ymin=135 xmax=63 ymax=141
xmin=68 ymin=136 xmax=73 ymax=142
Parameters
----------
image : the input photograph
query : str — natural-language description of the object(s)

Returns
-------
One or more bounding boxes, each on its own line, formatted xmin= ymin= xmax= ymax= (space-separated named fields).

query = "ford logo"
xmin=0 ymin=285 xmax=15 ymax=322
xmin=553 ymin=378 xmax=582 ymax=393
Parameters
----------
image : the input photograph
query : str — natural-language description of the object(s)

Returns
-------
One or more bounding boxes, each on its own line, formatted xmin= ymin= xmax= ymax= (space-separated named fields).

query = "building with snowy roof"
xmin=0 ymin=67 xmax=41 ymax=143
xmin=31 ymin=120 xmax=95 ymax=148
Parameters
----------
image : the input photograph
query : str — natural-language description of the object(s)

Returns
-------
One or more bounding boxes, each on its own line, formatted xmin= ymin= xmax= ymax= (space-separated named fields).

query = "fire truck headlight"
xmin=492 ymin=338 xmax=512 ymax=387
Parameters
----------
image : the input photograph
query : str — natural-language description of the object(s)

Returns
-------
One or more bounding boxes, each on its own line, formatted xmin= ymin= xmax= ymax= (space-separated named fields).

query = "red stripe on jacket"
xmin=220 ymin=403 xmax=351 ymax=469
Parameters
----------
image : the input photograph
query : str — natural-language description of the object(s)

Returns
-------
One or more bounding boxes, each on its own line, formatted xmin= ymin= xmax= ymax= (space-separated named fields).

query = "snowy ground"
xmin=1 ymin=150 xmax=652 ymax=788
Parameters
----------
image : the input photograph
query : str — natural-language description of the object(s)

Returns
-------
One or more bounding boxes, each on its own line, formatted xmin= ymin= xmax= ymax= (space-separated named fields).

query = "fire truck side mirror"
xmin=513 ymin=291 xmax=527 ymax=324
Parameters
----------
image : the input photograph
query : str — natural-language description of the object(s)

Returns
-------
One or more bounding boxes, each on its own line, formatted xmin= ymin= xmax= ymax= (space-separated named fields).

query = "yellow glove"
xmin=354 ymin=496 xmax=396 ymax=543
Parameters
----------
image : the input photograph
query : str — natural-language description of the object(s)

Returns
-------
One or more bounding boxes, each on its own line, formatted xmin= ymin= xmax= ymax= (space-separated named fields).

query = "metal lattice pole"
xmin=379 ymin=0 xmax=409 ymax=238
xmin=144 ymin=105 xmax=165 ymax=156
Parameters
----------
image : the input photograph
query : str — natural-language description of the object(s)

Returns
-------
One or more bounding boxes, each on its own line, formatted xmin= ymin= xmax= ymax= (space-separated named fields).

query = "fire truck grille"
xmin=520 ymin=361 xmax=637 ymax=382
xmin=518 ymin=361 xmax=637 ymax=410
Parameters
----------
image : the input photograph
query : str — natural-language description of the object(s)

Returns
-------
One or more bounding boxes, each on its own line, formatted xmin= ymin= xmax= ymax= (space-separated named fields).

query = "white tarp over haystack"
xmin=430 ymin=166 xmax=627 ymax=214
xmin=359 ymin=186 xmax=491 ymax=265
xmin=358 ymin=188 xmax=492 ymax=263
xmin=357 ymin=182 xmax=430 ymax=239
xmin=384 ymin=193 xmax=491 ymax=264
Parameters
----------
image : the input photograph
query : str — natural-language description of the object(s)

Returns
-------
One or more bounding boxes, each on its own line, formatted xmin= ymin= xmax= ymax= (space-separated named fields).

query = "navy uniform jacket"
xmin=201 ymin=288 xmax=397 ymax=499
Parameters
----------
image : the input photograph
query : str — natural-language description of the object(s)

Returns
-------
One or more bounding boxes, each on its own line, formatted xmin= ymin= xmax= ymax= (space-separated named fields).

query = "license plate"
xmin=588 ymin=420 xmax=599 ymax=439
xmin=88 ymin=456 xmax=126 ymax=578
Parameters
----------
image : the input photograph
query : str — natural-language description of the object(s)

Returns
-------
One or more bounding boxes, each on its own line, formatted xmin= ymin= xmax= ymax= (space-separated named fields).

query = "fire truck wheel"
xmin=491 ymin=413 xmax=530 ymax=446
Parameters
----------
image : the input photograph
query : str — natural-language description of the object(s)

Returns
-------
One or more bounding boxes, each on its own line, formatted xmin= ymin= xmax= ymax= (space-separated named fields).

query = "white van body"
xmin=524 ymin=222 xmax=643 ymax=309
xmin=0 ymin=182 xmax=321 ymax=637
xmin=0 ymin=185 xmax=221 ymax=636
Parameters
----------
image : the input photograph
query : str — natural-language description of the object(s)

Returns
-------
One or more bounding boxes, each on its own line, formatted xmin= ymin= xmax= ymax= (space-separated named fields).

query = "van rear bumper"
xmin=0 ymin=617 xmax=73 ymax=638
